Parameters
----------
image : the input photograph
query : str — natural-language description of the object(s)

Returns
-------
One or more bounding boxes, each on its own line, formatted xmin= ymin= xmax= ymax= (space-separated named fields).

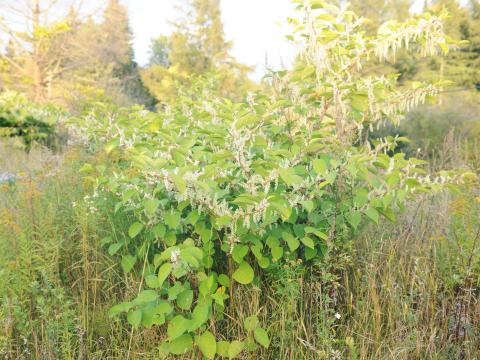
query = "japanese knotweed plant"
xmin=75 ymin=2 xmax=457 ymax=358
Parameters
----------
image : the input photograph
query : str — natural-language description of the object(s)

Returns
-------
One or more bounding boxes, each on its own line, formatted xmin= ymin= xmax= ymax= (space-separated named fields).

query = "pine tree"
xmin=142 ymin=0 xmax=253 ymax=104
xmin=97 ymin=0 xmax=154 ymax=106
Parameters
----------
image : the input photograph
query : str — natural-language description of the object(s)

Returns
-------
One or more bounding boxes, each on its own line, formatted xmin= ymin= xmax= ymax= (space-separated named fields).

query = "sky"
xmin=121 ymin=0 xmax=432 ymax=80
xmin=122 ymin=0 xmax=298 ymax=79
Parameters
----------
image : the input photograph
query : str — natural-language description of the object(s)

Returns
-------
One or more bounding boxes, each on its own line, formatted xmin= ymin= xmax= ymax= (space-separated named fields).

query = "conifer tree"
xmin=142 ymin=0 xmax=253 ymax=104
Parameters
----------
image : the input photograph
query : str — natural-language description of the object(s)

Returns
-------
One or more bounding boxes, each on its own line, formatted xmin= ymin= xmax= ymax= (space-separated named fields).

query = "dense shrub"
xmin=0 ymin=91 xmax=65 ymax=152
xmin=71 ymin=2 xmax=473 ymax=359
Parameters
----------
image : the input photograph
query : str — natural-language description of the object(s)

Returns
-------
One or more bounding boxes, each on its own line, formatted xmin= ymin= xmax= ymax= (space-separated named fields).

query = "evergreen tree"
xmin=97 ymin=0 xmax=154 ymax=106
xmin=142 ymin=0 xmax=253 ymax=104
xmin=415 ymin=0 xmax=480 ymax=88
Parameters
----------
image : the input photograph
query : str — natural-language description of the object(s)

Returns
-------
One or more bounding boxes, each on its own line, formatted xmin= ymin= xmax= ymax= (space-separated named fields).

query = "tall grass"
xmin=0 ymin=138 xmax=478 ymax=359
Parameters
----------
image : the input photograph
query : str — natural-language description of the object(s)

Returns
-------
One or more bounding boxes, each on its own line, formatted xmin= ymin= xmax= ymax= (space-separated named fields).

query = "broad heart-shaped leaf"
xmin=145 ymin=274 xmax=159 ymax=288
xmin=365 ymin=207 xmax=379 ymax=224
xmin=128 ymin=222 xmax=143 ymax=238
xmin=232 ymin=261 xmax=254 ymax=285
xmin=300 ymin=200 xmax=315 ymax=213
xmin=152 ymin=223 xmax=166 ymax=238
xmin=121 ymin=255 xmax=136 ymax=273
xmin=141 ymin=305 xmax=165 ymax=328
xmin=271 ymin=246 xmax=284 ymax=260
xmin=304 ymin=226 xmax=328 ymax=240
xmin=218 ymin=274 xmax=231 ymax=287
xmin=228 ymin=340 xmax=244 ymax=359
xmin=176 ymin=289 xmax=193 ymax=310
xmin=254 ymin=327 xmax=270 ymax=348
xmin=157 ymin=263 xmax=173 ymax=288
xmin=144 ymin=198 xmax=160 ymax=215
xmin=216 ymin=340 xmax=230 ymax=357
xmin=300 ymin=236 xmax=315 ymax=249
xmin=167 ymin=315 xmax=189 ymax=340
xmin=108 ymin=242 xmax=122 ymax=256
xmin=279 ymin=167 xmax=303 ymax=186
xmin=135 ymin=290 xmax=158 ymax=304
xmin=305 ymin=247 xmax=318 ymax=261
xmin=108 ymin=301 xmax=133 ymax=317
xmin=169 ymin=334 xmax=193 ymax=355
xmin=243 ymin=315 xmax=259 ymax=332
xmin=191 ymin=302 xmax=210 ymax=328
xmin=127 ymin=308 xmax=142 ymax=328
xmin=232 ymin=244 xmax=249 ymax=264
xmin=347 ymin=211 xmax=362 ymax=230
xmin=312 ymin=158 xmax=327 ymax=175
xmin=165 ymin=210 xmax=181 ymax=229
xmin=283 ymin=231 xmax=300 ymax=252
xmin=196 ymin=330 xmax=216 ymax=359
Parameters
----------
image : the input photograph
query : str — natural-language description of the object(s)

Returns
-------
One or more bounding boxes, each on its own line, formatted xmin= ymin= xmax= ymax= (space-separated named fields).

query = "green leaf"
xmin=244 ymin=315 xmax=259 ymax=332
xmin=108 ymin=242 xmax=122 ymax=256
xmin=266 ymin=236 xmax=280 ymax=249
xmin=347 ymin=211 xmax=362 ymax=229
xmin=180 ymin=249 xmax=200 ymax=268
xmin=169 ymin=334 xmax=193 ymax=355
xmin=305 ymin=246 xmax=317 ymax=260
xmin=171 ymin=173 xmax=187 ymax=194
xmin=271 ymin=246 xmax=284 ymax=260
xmin=254 ymin=327 xmax=270 ymax=348
xmin=176 ymin=289 xmax=193 ymax=310
xmin=218 ymin=274 xmax=231 ymax=288
xmin=192 ymin=302 xmax=210 ymax=328
xmin=228 ymin=340 xmax=244 ymax=359
xmin=279 ymin=167 xmax=303 ymax=186
xmin=312 ymin=159 xmax=327 ymax=175
xmin=157 ymin=263 xmax=173 ymax=288
xmin=350 ymin=94 xmax=369 ymax=112
xmin=232 ymin=261 xmax=254 ymax=285
xmin=217 ymin=340 xmax=230 ymax=357
xmin=141 ymin=306 xmax=165 ymax=328
xmin=300 ymin=200 xmax=315 ymax=213
xmin=232 ymin=244 xmax=249 ymax=263
xmin=155 ymin=301 xmax=173 ymax=316
xmin=365 ymin=207 xmax=379 ymax=224
xmin=304 ymin=226 xmax=328 ymax=240
xmin=439 ymin=41 xmax=449 ymax=55
xmin=144 ymin=198 xmax=160 ymax=215
xmin=300 ymin=236 xmax=315 ymax=249
xmin=283 ymin=232 xmax=300 ymax=252
xmin=128 ymin=222 xmax=143 ymax=238
xmin=145 ymin=274 xmax=159 ymax=288
xmin=196 ymin=330 xmax=216 ymax=359
xmin=167 ymin=315 xmax=189 ymax=340
xmin=108 ymin=301 xmax=133 ymax=317
xmin=165 ymin=210 xmax=181 ymax=229
xmin=354 ymin=189 xmax=369 ymax=207
xmin=257 ymin=257 xmax=270 ymax=269
xmin=152 ymin=224 xmax=166 ymax=238
xmin=127 ymin=308 xmax=142 ymax=328
xmin=121 ymin=255 xmax=136 ymax=273
xmin=135 ymin=290 xmax=158 ymax=303
xmin=168 ymin=282 xmax=185 ymax=300
xmin=158 ymin=341 xmax=170 ymax=359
